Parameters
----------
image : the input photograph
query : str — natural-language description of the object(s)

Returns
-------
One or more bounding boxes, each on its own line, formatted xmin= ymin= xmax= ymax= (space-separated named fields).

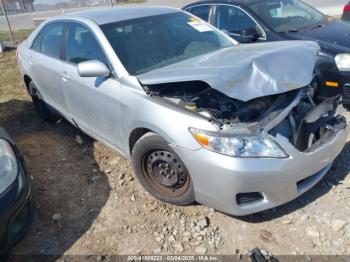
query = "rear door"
xmin=28 ymin=22 xmax=69 ymax=117
xmin=60 ymin=22 xmax=123 ymax=148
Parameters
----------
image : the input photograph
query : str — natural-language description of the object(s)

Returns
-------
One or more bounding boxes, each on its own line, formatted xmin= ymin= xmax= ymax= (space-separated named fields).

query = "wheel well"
xmin=23 ymin=75 xmax=32 ymax=93
xmin=129 ymin=128 xmax=151 ymax=155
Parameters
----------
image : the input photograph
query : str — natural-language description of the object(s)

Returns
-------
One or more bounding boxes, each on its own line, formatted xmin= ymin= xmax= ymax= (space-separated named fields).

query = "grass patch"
xmin=0 ymin=30 xmax=32 ymax=103
xmin=0 ymin=29 xmax=33 ymax=43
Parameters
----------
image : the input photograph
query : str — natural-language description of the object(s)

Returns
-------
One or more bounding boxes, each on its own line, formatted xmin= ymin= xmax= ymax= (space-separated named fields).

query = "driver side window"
xmin=65 ymin=23 xmax=107 ymax=64
xmin=214 ymin=5 xmax=260 ymax=35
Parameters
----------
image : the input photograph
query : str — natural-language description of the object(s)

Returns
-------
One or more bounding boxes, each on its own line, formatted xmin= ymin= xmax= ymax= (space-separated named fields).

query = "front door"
xmin=60 ymin=22 xmax=123 ymax=148
xmin=212 ymin=5 xmax=266 ymax=43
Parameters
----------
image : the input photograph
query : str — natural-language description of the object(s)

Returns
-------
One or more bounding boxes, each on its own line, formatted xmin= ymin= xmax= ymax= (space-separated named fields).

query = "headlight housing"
xmin=0 ymin=139 xmax=18 ymax=194
xmin=190 ymin=128 xmax=288 ymax=159
xmin=335 ymin=53 xmax=350 ymax=71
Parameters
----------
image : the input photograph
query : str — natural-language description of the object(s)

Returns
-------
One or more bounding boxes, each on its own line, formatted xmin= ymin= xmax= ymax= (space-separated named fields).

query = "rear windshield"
xmin=100 ymin=12 xmax=234 ymax=75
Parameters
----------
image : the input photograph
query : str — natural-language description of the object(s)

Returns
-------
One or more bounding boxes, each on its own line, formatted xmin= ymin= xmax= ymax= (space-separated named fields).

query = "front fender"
xmin=120 ymin=87 xmax=216 ymax=156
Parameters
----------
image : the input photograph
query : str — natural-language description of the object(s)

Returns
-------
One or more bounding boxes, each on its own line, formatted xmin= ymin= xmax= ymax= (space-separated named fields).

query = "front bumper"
xmin=172 ymin=122 xmax=348 ymax=216
xmin=314 ymin=55 xmax=350 ymax=105
xmin=340 ymin=71 xmax=350 ymax=104
xmin=317 ymin=70 xmax=350 ymax=105
xmin=0 ymin=143 xmax=33 ymax=256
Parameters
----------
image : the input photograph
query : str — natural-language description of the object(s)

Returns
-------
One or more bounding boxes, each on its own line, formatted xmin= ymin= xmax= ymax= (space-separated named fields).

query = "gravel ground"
xmin=1 ymin=49 xmax=350 ymax=259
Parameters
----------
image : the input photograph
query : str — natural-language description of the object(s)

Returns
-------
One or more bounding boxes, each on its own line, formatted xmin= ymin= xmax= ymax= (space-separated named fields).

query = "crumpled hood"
xmin=138 ymin=41 xmax=319 ymax=101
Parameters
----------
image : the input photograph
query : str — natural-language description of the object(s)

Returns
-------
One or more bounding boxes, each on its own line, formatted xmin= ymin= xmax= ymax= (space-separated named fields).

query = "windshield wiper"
xmin=280 ymin=28 xmax=300 ymax=34
xmin=310 ymin=24 xmax=325 ymax=30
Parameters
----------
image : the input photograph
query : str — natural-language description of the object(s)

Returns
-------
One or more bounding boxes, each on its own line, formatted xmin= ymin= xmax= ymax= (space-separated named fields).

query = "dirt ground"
xmin=1 ymin=46 xmax=350 ymax=259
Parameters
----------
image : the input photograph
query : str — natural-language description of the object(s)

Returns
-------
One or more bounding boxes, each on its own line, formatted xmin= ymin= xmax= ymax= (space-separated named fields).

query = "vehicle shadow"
xmin=238 ymin=141 xmax=350 ymax=223
xmin=0 ymin=99 xmax=110 ymax=256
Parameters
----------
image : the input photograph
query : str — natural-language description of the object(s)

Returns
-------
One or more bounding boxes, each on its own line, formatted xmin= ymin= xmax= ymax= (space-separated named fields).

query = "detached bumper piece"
xmin=294 ymin=95 xmax=346 ymax=152
xmin=250 ymin=248 xmax=279 ymax=262
xmin=0 ymin=143 xmax=33 ymax=256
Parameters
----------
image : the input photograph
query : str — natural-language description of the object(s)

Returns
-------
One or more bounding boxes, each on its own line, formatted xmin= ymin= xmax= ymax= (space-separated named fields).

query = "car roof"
xmin=183 ymin=0 xmax=265 ymax=8
xmin=55 ymin=6 xmax=180 ymax=25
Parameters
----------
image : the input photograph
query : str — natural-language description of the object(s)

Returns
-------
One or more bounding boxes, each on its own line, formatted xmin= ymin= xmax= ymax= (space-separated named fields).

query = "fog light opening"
xmin=236 ymin=192 xmax=264 ymax=206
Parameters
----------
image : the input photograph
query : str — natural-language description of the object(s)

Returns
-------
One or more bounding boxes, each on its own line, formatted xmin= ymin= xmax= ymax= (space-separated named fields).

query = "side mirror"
xmin=78 ymin=60 xmax=110 ymax=78
xmin=241 ymin=27 xmax=261 ymax=42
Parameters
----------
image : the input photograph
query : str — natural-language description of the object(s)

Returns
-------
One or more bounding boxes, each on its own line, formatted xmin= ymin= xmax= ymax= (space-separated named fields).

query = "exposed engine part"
xmin=144 ymin=81 xmax=279 ymax=125
xmin=185 ymin=102 xmax=197 ymax=112
xmin=198 ymin=110 xmax=214 ymax=119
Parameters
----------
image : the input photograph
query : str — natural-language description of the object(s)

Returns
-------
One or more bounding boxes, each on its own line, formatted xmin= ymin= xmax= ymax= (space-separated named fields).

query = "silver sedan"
xmin=17 ymin=6 xmax=348 ymax=216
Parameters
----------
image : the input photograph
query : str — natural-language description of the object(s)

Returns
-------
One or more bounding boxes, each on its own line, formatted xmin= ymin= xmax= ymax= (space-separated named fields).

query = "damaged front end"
xmin=144 ymin=80 xmax=347 ymax=155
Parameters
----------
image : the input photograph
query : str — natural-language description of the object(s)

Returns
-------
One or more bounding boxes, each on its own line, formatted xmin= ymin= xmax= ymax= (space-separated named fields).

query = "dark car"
xmin=342 ymin=2 xmax=350 ymax=21
xmin=0 ymin=128 xmax=33 ymax=256
xmin=183 ymin=0 xmax=350 ymax=105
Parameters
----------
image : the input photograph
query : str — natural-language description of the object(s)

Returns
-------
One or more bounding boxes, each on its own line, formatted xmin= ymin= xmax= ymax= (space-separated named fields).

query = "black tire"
xmin=29 ymin=82 xmax=60 ymax=123
xmin=131 ymin=132 xmax=195 ymax=206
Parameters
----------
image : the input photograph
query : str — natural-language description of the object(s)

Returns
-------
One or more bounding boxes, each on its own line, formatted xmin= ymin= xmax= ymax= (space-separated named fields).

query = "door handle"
xmin=61 ymin=71 xmax=70 ymax=81
xmin=28 ymin=56 xmax=34 ymax=65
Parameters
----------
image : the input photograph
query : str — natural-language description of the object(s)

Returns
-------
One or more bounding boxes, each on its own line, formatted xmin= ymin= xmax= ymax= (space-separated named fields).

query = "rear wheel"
xmin=29 ymin=82 xmax=60 ymax=123
xmin=131 ymin=133 xmax=195 ymax=205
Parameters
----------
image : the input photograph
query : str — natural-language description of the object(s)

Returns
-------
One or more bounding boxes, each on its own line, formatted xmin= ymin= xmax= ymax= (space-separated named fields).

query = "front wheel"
xmin=131 ymin=133 xmax=195 ymax=206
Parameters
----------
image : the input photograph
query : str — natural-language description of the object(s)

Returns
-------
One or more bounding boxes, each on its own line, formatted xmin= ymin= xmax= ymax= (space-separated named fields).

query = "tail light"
xmin=15 ymin=49 xmax=18 ymax=62
xmin=344 ymin=3 xmax=350 ymax=13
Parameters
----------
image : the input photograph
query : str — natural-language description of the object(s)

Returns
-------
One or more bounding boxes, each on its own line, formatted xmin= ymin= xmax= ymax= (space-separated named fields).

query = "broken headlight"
xmin=0 ymin=139 xmax=18 ymax=194
xmin=335 ymin=53 xmax=350 ymax=71
xmin=190 ymin=128 xmax=288 ymax=158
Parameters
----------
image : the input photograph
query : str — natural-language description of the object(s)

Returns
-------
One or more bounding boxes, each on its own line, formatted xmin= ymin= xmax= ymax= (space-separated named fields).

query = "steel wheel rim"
xmin=142 ymin=149 xmax=190 ymax=197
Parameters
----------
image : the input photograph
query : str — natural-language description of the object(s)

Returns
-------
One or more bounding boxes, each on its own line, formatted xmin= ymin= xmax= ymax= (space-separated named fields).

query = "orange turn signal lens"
xmin=194 ymin=133 xmax=209 ymax=146
xmin=325 ymin=81 xmax=339 ymax=87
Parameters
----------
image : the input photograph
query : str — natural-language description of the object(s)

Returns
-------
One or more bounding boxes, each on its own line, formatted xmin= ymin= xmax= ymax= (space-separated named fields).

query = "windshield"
xmin=248 ymin=0 xmax=326 ymax=33
xmin=100 ymin=12 xmax=234 ymax=75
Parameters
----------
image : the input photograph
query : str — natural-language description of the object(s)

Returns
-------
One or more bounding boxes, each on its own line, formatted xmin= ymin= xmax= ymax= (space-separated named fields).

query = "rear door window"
xmin=185 ymin=5 xmax=211 ymax=21
xmin=31 ymin=31 xmax=43 ymax=52
xmin=40 ymin=22 xmax=65 ymax=59
xmin=214 ymin=5 xmax=259 ymax=34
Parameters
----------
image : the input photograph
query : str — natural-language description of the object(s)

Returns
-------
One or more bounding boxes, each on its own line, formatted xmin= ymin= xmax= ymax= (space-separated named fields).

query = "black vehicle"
xmin=0 ymin=128 xmax=33 ymax=256
xmin=183 ymin=0 xmax=350 ymax=105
